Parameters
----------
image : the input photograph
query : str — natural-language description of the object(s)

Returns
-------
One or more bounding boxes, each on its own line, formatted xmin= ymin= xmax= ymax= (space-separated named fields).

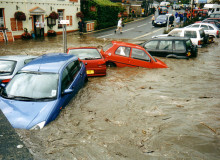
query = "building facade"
xmin=0 ymin=0 xmax=80 ymax=39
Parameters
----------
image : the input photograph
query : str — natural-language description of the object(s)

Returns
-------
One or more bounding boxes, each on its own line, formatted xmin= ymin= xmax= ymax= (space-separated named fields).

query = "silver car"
xmin=186 ymin=23 xmax=220 ymax=38
xmin=0 ymin=55 xmax=37 ymax=84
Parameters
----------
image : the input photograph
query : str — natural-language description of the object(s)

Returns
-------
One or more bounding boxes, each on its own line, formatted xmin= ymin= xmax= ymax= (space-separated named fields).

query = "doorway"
xmin=33 ymin=15 xmax=44 ymax=37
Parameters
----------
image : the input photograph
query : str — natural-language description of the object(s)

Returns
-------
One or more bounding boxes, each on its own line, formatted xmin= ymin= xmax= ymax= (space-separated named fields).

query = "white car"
xmin=0 ymin=55 xmax=37 ymax=84
xmin=185 ymin=23 xmax=220 ymax=38
xmin=153 ymin=28 xmax=207 ymax=47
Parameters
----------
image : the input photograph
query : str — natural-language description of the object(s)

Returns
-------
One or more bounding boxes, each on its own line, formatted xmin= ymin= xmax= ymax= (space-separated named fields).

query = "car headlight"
xmin=30 ymin=121 xmax=46 ymax=130
xmin=162 ymin=21 xmax=166 ymax=23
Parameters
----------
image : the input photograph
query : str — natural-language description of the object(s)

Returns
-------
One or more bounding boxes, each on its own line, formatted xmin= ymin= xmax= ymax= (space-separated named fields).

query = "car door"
xmin=111 ymin=46 xmax=131 ymax=67
xmin=129 ymin=48 xmax=152 ymax=68
xmin=143 ymin=40 xmax=159 ymax=56
xmin=59 ymin=60 xmax=83 ymax=108
xmin=157 ymin=40 xmax=173 ymax=57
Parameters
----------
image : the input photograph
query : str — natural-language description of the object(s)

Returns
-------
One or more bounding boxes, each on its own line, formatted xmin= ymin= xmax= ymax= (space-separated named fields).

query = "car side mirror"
xmin=62 ymin=88 xmax=74 ymax=95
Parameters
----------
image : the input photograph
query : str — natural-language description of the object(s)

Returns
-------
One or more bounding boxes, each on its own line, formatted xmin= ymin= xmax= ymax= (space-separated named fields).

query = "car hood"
xmin=0 ymin=98 xmax=57 ymax=129
xmin=155 ymin=58 xmax=168 ymax=68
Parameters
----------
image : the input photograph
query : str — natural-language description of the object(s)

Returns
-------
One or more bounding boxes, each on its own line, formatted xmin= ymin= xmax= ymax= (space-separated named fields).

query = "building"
xmin=0 ymin=0 xmax=80 ymax=39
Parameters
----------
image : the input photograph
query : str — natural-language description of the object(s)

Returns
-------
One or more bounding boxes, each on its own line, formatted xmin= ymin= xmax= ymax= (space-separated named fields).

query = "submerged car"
xmin=0 ymin=53 xmax=87 ymax=130
xmin=153 ymin=15 xmax=168 ymax=27
xmin=0 ymin=55 xmax=37 ymax=84
xmin=102 ymin=41 xmax=167 ymax=68
xmin=67 ymin=47 xmax=106 ymax=77
xmin=140 ymin=37 xmax=198 ymax=59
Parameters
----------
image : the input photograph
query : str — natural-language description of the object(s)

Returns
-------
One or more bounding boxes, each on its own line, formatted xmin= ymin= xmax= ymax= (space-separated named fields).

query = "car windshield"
xmin=157 ymin=16 xmax=166 ymax=20
xmin=1 ymin=72 xmax=59 ymax=101
xmin=103 ymin=43 xmax=113 ymax=52
xmin=0 ymin=60 xmax=16 ymax=76
xmin=68 ymin=48 xmax=102 ymax=60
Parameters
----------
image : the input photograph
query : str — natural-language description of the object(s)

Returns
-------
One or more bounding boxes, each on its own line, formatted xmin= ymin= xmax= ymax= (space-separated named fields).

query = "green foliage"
xmin=81 ymin=0 xmax=122 ymax=30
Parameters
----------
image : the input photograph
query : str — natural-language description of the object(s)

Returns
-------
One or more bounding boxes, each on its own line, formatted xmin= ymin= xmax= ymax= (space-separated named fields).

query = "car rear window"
xmin=68 ymin=48 xmax=102 ymax=60
xmin=103 ymin=43 xmax=113 ymax=52
xmin=184 ymin=31 xmax=197 ymax=38
xmin=0 ymin=60 xmax=16 ymax=76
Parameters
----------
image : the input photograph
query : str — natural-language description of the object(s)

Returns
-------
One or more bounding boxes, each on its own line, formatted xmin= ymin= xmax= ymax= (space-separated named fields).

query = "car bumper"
xmin=86 ymin=68 xmax=106 ymax=77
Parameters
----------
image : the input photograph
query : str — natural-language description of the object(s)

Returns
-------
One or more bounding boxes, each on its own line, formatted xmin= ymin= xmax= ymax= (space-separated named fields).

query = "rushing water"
xmin=1 ymin=33 xmax=220 ymax=160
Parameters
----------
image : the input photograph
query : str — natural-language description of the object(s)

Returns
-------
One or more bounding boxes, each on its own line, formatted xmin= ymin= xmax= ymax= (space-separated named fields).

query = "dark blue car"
xmin=153 ymin=15 xmax=168 ymax=27
xmin=0 ymin=53 xmax=87 ymax=130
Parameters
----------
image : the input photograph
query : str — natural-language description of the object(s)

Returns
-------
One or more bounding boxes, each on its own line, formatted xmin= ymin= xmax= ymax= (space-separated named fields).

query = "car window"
xmin=174 ymin=41 xmax=185 ymax=50
xmin=201 ymin=25 xmax=209 ymax=30
xmin=61 ymin=60 xmax=81 ymax=92
xmin=115 ymin=46 xmax=130 ymax=57
xmin=199 ymin=30 xmax=205 ymax=38
xmin=184 ymin=31 xmax=197 ymax=38
xmin=158 ymin=41 xmax=172 ymax=50
xmin=169 ymin=30 xmax=181 ymax=36
xmin=131 ymin=48 xmax=150 ymax=61
xmin=191 ymin=24 xmax=200 ymax=28
xmin=208 ymin=26 xmax=214 ymax=30
xmin=144 ymin=41 xmax=158 ymax=50
xmin=0 ymin=60 xmax=16 ymax=76
xmin=24 ymin=58 xmax=35 ymax=65
xmin=68 ymin=48 xmax=102 ymax=60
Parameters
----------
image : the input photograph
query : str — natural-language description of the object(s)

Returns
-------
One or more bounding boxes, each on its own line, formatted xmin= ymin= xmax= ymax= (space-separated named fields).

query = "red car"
xmin=101 ymin=41 xmax=167 ymax=68
xmin=67 ymin=47 xmax=106 ymax=76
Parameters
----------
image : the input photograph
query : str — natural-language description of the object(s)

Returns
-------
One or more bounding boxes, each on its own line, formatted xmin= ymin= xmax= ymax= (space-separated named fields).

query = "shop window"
xmin=0 ymin=9 xmax=5 ymax=28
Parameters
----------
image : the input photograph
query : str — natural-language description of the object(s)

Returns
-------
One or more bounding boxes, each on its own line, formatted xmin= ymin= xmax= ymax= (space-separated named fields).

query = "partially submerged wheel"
xmin=106 ymin=62 xmax=116 ymax=67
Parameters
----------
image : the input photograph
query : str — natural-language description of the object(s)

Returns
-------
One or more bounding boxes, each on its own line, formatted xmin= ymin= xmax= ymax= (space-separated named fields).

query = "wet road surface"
xmin=0 ymin=31 xmax=220 ymax=160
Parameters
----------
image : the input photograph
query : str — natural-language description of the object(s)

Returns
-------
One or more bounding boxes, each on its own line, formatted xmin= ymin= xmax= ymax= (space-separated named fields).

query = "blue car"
xmin=0 ymin=53 xmax=87 ymax=130
xmin=153 ymin=15 xmax=168 ymax=27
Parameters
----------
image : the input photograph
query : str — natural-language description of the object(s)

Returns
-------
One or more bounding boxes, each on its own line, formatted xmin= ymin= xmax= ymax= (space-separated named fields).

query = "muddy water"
xmin=1 ymin=33 xmax=220 ymax=160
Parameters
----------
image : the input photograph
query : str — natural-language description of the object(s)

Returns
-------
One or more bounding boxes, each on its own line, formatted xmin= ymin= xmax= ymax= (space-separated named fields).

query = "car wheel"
xmin=106 ymin=62 xmax=116 ymax=67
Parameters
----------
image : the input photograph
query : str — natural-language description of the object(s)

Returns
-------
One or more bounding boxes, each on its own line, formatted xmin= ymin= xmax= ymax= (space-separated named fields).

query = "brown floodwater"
xmin=0 ymin=33 xmax=220 ymax=160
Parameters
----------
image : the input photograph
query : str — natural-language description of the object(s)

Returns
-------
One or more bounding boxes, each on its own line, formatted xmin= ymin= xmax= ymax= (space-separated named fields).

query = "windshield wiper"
xmin=6 ymin=96 xmax=55 ymax=101
xmin=84 ymin=57 xmax=100 ymax=60
xmin=0 ymin=71 xmax=11 ymax=74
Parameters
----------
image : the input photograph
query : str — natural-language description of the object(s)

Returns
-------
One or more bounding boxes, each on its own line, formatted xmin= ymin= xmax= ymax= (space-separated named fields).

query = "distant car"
xmin=0 ymin=53 xmax=87 ymax=130
xmin=159 ymin=8 xmax=168 ymax=15
xmin=67 ymin=47 xmax=106 ymax=77
xmin=153 ymin=15 xmax=168 ymax=27
xmin=173 ymin=4 xmax=180 ymax=10
xmin=153 ymin=28 xmax=210 ymax=47
xmin=140 ymin=37 xmax=198 ymax=59
xmin=102 ymin=41 xmax=167 ymax=68
xmin=0 ymin=55 xmax=37 ymax=84
xmin=202 ymin=19 xmax=220 ymax=29
xmin=205 ymin=17 xmax=220 ymax=22
xmin=186 ymin=23 xmax=220 ymax=38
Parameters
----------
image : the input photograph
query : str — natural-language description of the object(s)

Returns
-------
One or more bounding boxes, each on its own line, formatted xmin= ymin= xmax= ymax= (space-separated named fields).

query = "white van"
xmin=204 ymin=4 xmax=220 ymax=15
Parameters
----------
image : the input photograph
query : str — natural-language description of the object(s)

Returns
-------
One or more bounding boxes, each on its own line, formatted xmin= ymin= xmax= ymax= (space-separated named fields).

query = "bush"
xmin=49 ymin=12 xmax=59 ymax=19
xmin=76 ymin=12 xmax=84 ymax=18
xmin=14 ymin=11 xmax=26 ymax=21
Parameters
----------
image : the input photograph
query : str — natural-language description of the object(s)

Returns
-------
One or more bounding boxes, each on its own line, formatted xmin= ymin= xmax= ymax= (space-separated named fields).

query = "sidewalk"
xmin=0 ymin=110 xmax=33 ymax=160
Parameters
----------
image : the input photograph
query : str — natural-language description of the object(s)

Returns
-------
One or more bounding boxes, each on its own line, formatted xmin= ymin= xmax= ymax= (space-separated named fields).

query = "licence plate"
xmin=86 ymin=70 xmax=94 ymax=74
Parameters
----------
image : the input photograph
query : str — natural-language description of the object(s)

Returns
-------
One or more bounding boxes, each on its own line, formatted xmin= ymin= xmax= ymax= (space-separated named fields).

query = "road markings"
xmin=97 ymin=28 xmax=135 ymax=39
xmin=137 ymin=24 xmax=147 ymax=27
xmin=133 ymin=28 xmax=164 ymax=40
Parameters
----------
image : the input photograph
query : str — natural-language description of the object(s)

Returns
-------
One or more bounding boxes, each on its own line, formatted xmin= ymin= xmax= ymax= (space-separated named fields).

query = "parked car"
xmin=173 ymin=4 xmax=180 ymax=10
xmin=209 ymin=12 xmax=220 ymax=18
xmin=153 ymin=15 xmax=168 ymax=27
xmin=196 ymin=19 xmax=220 ymax=29
xmin=205 ymin=17 xmax=220 ymax=23
xmin=0 ymin=53 xmax=87 ymax=130
xmin=153 ymin=27 xmax=210 ymax=47
xmin=140 ymin=37 xmax=198 ymax=59
xmin=186 ymin=23 xmax=220 ymax=38
xmin=0 ymin=55 xmax=37 ymax=84
xmin=102 ymin=41 xmax=167 ymax=68
xmin=67 ymin=47 xmax=106 ymax=77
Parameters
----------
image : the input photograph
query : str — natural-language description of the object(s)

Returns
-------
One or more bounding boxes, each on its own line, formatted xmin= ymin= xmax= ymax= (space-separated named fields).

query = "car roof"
xmin=151 ymin=36 xmax=190 ymax=41
xmin=192 ymin=22 xmax=217 ymax=27
xmin=111 ymin=41 xmax=144 ymax=49
xmin=0 ymin=55 xmax=37 ymax=61
xmin=21 ymin=53 xmax=77 ymax=73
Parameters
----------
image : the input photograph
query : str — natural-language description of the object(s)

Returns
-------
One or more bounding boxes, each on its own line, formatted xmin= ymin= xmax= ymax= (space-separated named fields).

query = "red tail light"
xmin=2 ymin=79 xmax=11 ymax=83
xmin=198 ymin=40 xmax=201 ymax=45
xmin=217 ymin=30 xmax=219 ymax=35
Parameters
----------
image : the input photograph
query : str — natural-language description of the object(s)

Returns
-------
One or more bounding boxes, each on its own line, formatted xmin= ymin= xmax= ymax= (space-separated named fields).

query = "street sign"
xmin=60 ymin=20 xmax=69 ymax=24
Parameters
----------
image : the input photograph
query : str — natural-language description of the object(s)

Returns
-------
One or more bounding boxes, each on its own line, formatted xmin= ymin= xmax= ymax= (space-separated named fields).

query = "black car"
xmin=140 ymin=37 xmax=198 ymax=59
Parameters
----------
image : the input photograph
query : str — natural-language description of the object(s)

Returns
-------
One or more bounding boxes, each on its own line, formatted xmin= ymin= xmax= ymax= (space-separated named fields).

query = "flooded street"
xmin=1 ymin=33 xmax=220 ymax=159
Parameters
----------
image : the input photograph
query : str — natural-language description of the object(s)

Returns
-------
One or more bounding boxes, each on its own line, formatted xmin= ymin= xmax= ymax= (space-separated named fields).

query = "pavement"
xmin=0 ymin=110 xmax=33 ymax=160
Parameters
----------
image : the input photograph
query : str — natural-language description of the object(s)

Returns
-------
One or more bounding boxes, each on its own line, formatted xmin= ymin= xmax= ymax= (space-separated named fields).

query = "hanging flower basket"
xmin=14 ymin=11 xmax=26 ymax=21
xmin=76 ymin=12 xmax=84 ymax=18
xmin=49 ymin=12 xmax=59 ymax=19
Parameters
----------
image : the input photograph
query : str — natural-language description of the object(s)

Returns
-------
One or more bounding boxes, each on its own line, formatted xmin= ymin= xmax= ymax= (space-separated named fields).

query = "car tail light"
xmin=198 ymin=40 xmax=201 ymax=45
xmin=2 ymin=79 xmax=10 ymax=83
xmin=217 ymin=30 xmax=219 ymax=35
